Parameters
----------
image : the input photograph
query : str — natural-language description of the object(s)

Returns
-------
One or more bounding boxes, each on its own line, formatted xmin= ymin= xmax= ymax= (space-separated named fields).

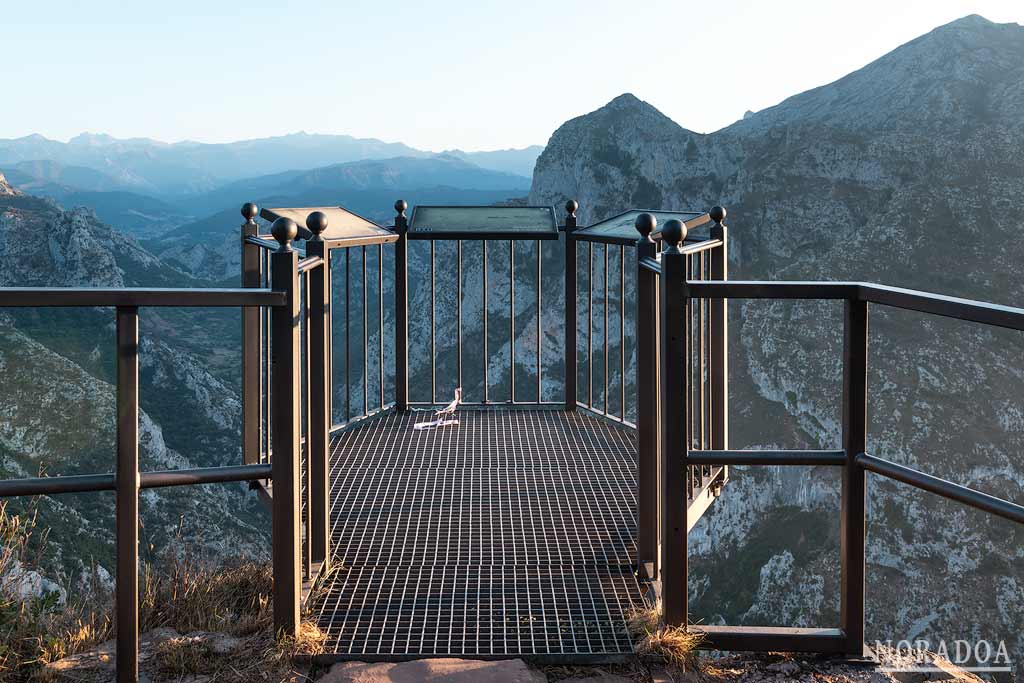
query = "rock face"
xmin=0 ymin=172 xmax=18 ymax=196
xmin=531 ymin=13 xmax=1024 ymax=675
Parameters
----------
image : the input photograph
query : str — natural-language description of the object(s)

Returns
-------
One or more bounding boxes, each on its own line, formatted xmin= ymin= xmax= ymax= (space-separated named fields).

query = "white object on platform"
xmin=413 ymin=418 xmax=460 ymax=431
xmin=413 ymin=388 xmax=462 ymax=430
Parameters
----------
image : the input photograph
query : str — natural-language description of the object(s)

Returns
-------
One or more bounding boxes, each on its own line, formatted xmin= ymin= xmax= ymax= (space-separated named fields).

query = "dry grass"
xmin=0 ymin=503 xmax=324 ymax=682
xmin=626 ymin=605 xmax=704 ymax=669
xmin=0 ymin=501 xmax=115 ymax=680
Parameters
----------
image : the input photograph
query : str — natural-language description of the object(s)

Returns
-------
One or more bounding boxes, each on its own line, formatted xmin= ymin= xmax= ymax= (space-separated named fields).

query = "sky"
xmin=4 ymin=0 xmax=1023 ymax=152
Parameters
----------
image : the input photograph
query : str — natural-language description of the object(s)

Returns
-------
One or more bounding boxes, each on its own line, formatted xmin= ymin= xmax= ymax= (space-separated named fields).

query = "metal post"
xmin=305 ymin=212 xmax=331 ymax=571
xmin=841 ymin=297 xmax=868 ymax=655
xmin=115 ymin=305 xmax=139 ymax=683
xmin=394 ymin=200 xmax=409 ymax=411
xmin=563 ymin=200 xmax=578 ymax=409
xmin=658 ymin=220 xmax=689 ymax=627
xmin=634 ymin=214 xmax=658 ymax=579
xmin=709 ymin=207 xmax=729 ymax=455
xmin=270 ymin=217 xmax=301 ymax=637
xmin=241 ymin=203 xmax=261 ymax=465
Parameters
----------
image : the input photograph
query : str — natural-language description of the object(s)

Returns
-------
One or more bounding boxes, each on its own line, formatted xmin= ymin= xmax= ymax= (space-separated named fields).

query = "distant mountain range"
xmin=0 ymin=131 xmax=541 ymax=195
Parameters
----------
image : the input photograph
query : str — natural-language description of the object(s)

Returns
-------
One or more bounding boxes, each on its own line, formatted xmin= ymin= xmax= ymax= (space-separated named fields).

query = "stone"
xmin=43 ymin=628 xmax=180 ymax=681
xmin=317 ymin=658 xmax=547 ymax=683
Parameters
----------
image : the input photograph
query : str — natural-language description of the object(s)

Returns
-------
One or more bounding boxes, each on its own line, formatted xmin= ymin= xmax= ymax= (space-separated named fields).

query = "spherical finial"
xmin=634 ymin=212 xmax=656 ymax=239
xmin=271 ymin=217 xmax=298 ymax=251
xmin=306 ymin=211 xmax=328 ymax=239
xmin=241 ymin=202 xmax=258 ymax=222
xmin=661 ymin=219 xmax=687 ymax=250
xmin=709 ymin=205 xmax=726 ymax=223
xmin=565 ymin=199 xmax=578 ymax=216
xmin=395 ymin=199 xmax=408 ymax=215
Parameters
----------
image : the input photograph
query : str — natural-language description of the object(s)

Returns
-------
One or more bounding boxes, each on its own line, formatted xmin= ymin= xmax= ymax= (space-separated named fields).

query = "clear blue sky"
xmin=5 ymin=0 xmax=1022 ymax=151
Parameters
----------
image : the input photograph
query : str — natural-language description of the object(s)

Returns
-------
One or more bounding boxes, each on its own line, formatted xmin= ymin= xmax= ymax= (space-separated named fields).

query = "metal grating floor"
xmin=311 ymin=409 xmax=645 ymax=659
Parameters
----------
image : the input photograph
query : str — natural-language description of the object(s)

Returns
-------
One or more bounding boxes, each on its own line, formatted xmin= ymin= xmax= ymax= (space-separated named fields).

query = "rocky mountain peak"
xmin=0 ymin=173 xmax=19 ymax=196
xmin=727 ymin=14 xmax=1024 ymax=134
xmin=530 ymin=13 xmax=1024 ymax=668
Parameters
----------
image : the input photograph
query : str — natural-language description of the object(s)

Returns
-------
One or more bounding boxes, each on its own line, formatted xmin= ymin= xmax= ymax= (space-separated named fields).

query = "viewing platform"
xmin=2 ymin=199 xmax=1023 ymax=682
xmin=313 ymin=408 xmax=724 ymax=659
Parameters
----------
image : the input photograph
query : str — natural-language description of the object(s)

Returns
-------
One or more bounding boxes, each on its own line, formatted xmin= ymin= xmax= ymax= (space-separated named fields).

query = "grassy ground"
xmin=0 ymin=501 xmax=323 ymax=682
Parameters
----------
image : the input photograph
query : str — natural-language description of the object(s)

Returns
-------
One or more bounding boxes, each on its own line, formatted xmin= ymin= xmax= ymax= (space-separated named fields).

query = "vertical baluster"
xmin=635 ymin=214 xmax=658 ymax=578
xmin=394 ymin=200 xmax=409 ymax=411
xmin=588 ymin=240 xmax=594 ymax=409
xmin=379 ymin=244 xmax=384 ymax=410
xmin=241 ymin=203 xmax=261 ymax=466
xmin=659 ymin=219 xmax=690 ymax=627
xmin=115 ymin=305 xmax=139 ymax=683
xmin=604 ymin=243 xmax=609 ymax=416
xmin=269 ymin=217 xmax=301 ymax=637
xmin=685 ymin=253 xmax=694 ymax=496
xmin=510 ymin=239 xmax=515 ymax=403
xmin=430 ymin=240 xmax=436 ymax=404
xmin=619 ymin=245 xmax=626 ymax=421
xmin=305 ymin=212 xmax=331 ymax=572
xmin=362 ymin=246 xmax=368 ymax=417
xmin=264 ymin=248 xmax=272 ymax=464
xmin=563 ymin=200 xmax=578 ymax=409
xmin=345 ymin=248 xmax=351 ymax=421
xmin=536 ymin=239 xmax=542 ymax=403
xmin=457 ymin=239 xmax=463 ymax=394
xmin=483 ymin=239 xmax=489 ymax=403
xmin=699 ymin=251 xmax=707 ymax=475
xmin=709 ymin=207 xmax=729 ymax=489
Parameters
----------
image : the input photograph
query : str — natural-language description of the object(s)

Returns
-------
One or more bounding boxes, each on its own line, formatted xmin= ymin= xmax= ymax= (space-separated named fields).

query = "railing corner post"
xmin=115 ymin=305 xmax=139 ymax=683
xmin=635 ymin=213 xmax=659 ymax=578
xmin=269 ymin=217 xmax=301 ymax=638
xmin=658 ymin=219 xmax=690 ymax=628
xmin=305 ymin=212 xmax=331 ymax=572
xmin=241 ymin=203 xmax=261 ymax=466
xmin=563 ymin=199 xmax=578 ymax=410
xmin=709 ymin=206 xmax=729 ymax=457
xmin=394 ymin=200 xmax=409 ymax=411
xmin=841 ymin=296 xmax=868 ymax=655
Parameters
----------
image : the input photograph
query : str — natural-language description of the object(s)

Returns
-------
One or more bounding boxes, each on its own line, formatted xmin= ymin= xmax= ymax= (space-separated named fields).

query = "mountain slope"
xmin=0 ymin=187 xmax=267 ymax=576
xmin=530 ymin=13 xmax=1024 ymax=666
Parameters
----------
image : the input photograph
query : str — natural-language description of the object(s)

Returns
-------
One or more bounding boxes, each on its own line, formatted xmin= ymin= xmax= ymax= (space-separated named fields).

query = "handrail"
xmin=856 ymin=452 xmax=1024 ymax=525
xmin=858 ymin=282 xmax=1024 ymax=331
xmin=688 ymin=449 xmax=847 ymax=466
xmin=296 ymin=255 xmax=324 ymax=273
xmin=0 ymin=287 xmax=286 ymax=308
xmin=655 ymin=248 xmax=1024 ymax=655
xmin=0 ymin=464 xmax=271 ymax=497
xmin=686 ymin=280 xmax=1024 ymax=330
xmin=687 ymin=280 xmax=858 ymax=299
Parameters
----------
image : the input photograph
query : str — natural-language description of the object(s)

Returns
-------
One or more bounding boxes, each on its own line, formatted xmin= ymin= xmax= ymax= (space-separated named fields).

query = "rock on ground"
xmin=318 ymin=658 xmax=547 ymax=683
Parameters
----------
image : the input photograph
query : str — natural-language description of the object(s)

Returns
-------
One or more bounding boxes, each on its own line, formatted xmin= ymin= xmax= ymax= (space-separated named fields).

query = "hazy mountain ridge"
xmin=530 ymin=13 xmax=1024 ymax=670
xmin=0 ymin=131 xmax=540 ymax=197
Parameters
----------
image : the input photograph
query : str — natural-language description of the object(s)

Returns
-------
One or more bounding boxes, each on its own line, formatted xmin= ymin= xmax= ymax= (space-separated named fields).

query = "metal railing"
xmin=570 ymin=218 xmax=634 ymax=423
xmin=18 ymin=190 xmax=1023 ymax=673
xmin=0 ymin=285 xmax=285 ymax=683
xmin=395 ymin=202 xmax=559 ymax=408
xmin=653 ymin=220 xmax=1024 ymax=654
xmin=627 ymin=209 xmax=730 ymax=581
xmin=241 ymin=205 xmax=398 ymax=591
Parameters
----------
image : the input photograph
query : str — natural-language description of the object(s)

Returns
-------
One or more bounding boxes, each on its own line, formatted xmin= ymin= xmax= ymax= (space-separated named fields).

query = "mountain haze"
xmin=0 ymin=132 xmax=541 ymax=198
